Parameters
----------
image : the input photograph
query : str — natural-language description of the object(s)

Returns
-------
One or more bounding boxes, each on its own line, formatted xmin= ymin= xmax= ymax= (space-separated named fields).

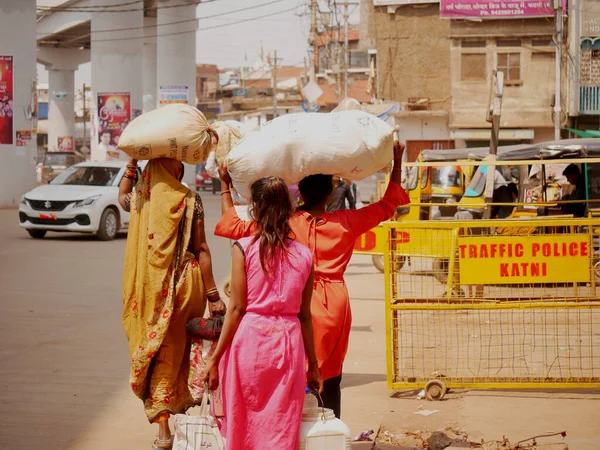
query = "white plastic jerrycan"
xmin=299 ymin=387 xmax=351 ymax=450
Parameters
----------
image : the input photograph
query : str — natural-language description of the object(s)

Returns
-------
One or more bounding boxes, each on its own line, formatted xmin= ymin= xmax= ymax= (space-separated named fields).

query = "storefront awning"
xmin=564 ymin=127 xmax=600 ymax=138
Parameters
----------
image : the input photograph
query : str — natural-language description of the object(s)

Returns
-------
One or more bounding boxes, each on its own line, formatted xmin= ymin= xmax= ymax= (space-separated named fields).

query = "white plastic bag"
xmin=172 ymin=388 xmax=225 ymax=450
xmin=226 ymin=110 xmax=394 ymax=199
xmin=117 ymin=104 xmax=216 ymax=164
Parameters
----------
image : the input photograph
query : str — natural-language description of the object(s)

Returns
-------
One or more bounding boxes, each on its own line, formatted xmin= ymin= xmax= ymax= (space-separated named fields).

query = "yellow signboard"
xmin=458 ymin=235 xmax=591 ymax=285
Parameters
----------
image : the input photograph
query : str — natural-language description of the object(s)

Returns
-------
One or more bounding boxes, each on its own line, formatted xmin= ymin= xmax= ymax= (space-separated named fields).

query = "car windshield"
xmin=44 ymin=153 xmax=76 ymax=167
xmin=51 ymin=166 xmax=121 ymax=186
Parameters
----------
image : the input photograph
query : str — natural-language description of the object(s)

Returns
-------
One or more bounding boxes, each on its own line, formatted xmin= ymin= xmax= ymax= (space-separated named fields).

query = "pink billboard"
xmin=441 ymin=0 xmax=565 ymax=19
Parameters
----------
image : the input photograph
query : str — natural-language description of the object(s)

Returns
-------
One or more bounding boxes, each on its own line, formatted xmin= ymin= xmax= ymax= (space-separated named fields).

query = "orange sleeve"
xmin=214 ymin=207 xmax=257 ymax=240
xmin=343 ymin=182 xmax=410 ymax=237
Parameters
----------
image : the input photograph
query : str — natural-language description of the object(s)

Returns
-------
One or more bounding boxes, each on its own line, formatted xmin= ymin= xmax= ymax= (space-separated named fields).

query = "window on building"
xmin=461 ymin=40 xmax=486 ymax=48
xmin=497 ymin=39 xmax=521 ymax=47
xmin=593 ymin=49 xmax=600 ymax=59
xmin=349 ymin=51 xmax=369 ymax=69
xmin=318 ymin=46 xmax=329 ymax=72
xmin=532 ymin=38 xmax=555 ymax=47
xmin=461 ymin=53 xmax=487 ymax=81
xmin=497 ymin=53 xmax=521 ymax=82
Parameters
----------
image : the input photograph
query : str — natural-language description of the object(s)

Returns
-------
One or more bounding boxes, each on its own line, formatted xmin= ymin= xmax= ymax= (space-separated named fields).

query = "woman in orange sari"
xmin=119 ymin=158 xmax=225 ymax=449
xmin=214 ymin=142 xmax=408 ymax=418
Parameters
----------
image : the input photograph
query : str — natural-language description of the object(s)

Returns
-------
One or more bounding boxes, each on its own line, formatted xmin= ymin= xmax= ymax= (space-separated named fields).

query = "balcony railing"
xmin=580 ymin=85 xmax=600 ymax=115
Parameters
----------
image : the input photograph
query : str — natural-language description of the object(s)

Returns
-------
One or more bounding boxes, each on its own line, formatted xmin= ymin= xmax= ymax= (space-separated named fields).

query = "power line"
xmin=37 ymin=0 xmax=289 ymax=36
xmin=86 ymin=6 xmax=300 ymax=43
xmin=40 ymin=0 xmax=143 ymax=8
xmin=37 ymin=0 xmax=212 ymax=13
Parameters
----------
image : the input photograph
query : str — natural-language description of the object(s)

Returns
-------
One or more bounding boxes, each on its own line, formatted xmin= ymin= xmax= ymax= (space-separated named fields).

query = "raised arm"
xmin=344 ymin=141 xmax=409 ymax=237
xmin=118 ymin=158 xmax=138 ymax=211
xmin=214 ymin=163 xmax=257 ymax=240
xmin=205 ymin=244 xmax=247 ymax=391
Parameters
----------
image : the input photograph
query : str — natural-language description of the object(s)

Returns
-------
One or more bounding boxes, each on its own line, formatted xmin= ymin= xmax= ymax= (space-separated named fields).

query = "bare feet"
xmin=158 ymin=419 xmax=171 ymax=441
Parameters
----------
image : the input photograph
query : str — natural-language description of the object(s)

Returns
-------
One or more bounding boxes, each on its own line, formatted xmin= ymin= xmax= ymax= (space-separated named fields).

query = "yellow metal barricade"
xmin=384 ymin=218 xmax=600 ymax=399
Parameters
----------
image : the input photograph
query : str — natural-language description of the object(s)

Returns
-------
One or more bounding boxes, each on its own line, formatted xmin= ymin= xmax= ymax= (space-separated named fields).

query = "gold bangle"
xmin=221 ymin=190 xmax=231 ymax=196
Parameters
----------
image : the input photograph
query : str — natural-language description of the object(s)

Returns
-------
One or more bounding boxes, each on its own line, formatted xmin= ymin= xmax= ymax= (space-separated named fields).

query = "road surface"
xmin=0 ymin=195 xmax=230 ymax=450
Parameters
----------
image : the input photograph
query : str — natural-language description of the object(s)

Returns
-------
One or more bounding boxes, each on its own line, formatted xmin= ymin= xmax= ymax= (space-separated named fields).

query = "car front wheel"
xmin=97 ymin=208 xmax=118 ymax=241
xmin=28 ymin=229 xmax=47 ymax=239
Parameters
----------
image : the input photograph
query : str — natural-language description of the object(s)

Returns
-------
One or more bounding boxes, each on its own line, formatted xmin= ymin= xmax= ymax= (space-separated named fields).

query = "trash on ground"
xmin=414 ymin=409 xmax=439 ymax=416
xmin=352 ymin=430 xmax=374 ymax=442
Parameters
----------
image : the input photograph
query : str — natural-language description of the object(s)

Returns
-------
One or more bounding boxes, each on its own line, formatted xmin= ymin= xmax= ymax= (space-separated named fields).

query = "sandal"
xmin=152 ymin=436 xmax=174 ymax=450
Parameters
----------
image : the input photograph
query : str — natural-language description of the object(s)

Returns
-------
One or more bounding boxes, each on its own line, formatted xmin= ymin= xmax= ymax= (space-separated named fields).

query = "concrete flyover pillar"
xmin=143 ymin=16 xmax=157 ymax=113
xmin=157 ymin=0 xmax=198 ymax=186
xmin=157 ymin=0 xmax=197 ymax=108
xmin=38 ymin=48 xmax=90 ymax=152
xmin=91 ymin=0 xmax=143 ymax=162
xmin=0 ymin=0 xmax=37 ymax=207
xmin=48 ymin=69 xmax=75 ymax=151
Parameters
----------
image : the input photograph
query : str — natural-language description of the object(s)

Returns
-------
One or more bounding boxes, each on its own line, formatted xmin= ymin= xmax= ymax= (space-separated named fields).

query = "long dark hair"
xmin=298 ymin=174 xmax=334 ymax=212
xmin=250 ymin=176 xmax=294 ymax=274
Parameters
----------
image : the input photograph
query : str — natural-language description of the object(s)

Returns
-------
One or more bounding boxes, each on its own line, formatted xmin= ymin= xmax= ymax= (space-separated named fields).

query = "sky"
xmin=37 ymin=0 xmax=358 ymax=86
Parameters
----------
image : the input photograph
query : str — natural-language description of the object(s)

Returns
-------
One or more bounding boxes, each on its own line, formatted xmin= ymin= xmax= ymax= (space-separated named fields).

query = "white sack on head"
xmin=226 ymin=110 xmax=394 ymax=199
xmin=205 ymin=151 xmax=219 ymax=179
xmin=333 ymin=98 xmax=362 ymax=112
xmin=213 ymin=120 xmax=249 ymax=165
xmin=117 ymin=104 xmax=215 ymax=164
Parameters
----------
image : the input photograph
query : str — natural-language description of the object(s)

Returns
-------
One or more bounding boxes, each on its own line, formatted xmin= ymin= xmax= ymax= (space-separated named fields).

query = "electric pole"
xmin=483 ymin=70 xmax=504 ymax=220
xmin=272 ymin=49 xmax=278 ymax=119
xmin=343 ymin=1 xmax=349 ymax=98
xmin=309 ymin=0 xmax=318 ymax=82
xmin=554 ymin=0 xmax=563 ymax=140
xmin=82 ymin=83 xmax=86 ymax=147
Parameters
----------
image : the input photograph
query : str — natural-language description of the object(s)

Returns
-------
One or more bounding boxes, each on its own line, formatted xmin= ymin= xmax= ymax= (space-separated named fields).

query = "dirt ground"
xmin=1 ymin=203 xmax=600 ymax=449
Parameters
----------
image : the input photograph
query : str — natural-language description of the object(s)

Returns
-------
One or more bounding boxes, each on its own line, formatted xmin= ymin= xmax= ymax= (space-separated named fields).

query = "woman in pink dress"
xmin=206 ymin=176 xmax=323 ymax=449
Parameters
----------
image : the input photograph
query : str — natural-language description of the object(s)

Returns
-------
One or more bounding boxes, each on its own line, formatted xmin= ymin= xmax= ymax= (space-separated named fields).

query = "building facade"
xmin=364 ymin=0 xmax=453 ymax=160
xmin=449 ymin=18 xmax=557 ymax=146
xmin=363 ymin=0 xmax=567 ymax=155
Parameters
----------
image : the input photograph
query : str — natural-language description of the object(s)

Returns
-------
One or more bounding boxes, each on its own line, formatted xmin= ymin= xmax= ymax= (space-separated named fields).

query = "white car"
xmin=19 ymin=160 xmax=143 ymax=241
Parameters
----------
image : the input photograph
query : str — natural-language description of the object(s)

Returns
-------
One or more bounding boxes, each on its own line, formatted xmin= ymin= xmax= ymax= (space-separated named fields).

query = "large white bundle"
xmin=333 ymin=97 xmax=362 ymax=112
xmin=117 ymin=104 xmax=215 ymax=164
xmin=226 ymin=110 xmax=394 ymax=199
xmin=213 ymin=120 xmax=249 ymax=164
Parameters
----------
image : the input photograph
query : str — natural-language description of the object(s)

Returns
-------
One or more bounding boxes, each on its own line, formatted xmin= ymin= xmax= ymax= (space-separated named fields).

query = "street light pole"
xmin=343 ymin=1 xmax=349 ymax=98
xmin=554 ymin=0 xmax=563 ymax=140
xmin=272 ymin=49 xmax=278 ymax=119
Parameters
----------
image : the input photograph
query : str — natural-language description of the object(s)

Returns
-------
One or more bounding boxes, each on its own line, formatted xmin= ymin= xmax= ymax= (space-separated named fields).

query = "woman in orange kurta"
xmin=215 ymin=142 xmax=408 ymax=418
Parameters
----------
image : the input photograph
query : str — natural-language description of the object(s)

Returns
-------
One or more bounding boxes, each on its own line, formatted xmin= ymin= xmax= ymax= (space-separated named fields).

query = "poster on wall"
xmin=440 ymin=0 xmax=565 ymax=19
xmin=58 ymin=136 xmax=74 ymax=152
xmin=97 ymin=92 xmax=130 ymax=161
xmin=159 ymin=85 xmax=189 ymax=105
xmin=374 ymin=0 xmax=438 ymax=4
xmin=0 ymin=55 xmax=14 ymax=145
xmin=16 ymin=130 xmax=31 ymax=146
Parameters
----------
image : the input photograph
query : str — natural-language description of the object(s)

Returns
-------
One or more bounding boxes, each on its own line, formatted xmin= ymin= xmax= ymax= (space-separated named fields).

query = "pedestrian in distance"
xmin=561 ymin=164 xmax=586 ymax=218
xmin=326 ymin=175 xmax=356 ymax=212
